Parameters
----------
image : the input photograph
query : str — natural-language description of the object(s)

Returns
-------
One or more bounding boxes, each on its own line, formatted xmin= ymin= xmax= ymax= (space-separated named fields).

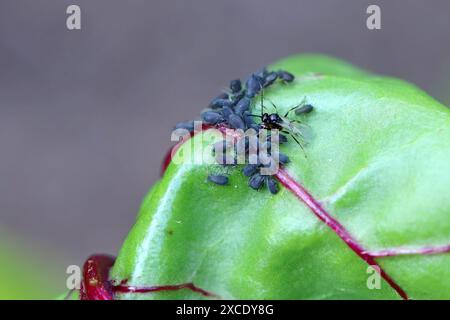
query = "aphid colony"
xmin=174 ymin=69 xmax=313 ymax=194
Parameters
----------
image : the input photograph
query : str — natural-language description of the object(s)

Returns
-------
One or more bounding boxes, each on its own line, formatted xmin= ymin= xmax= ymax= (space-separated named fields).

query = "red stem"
xmin=275 ymin=169 xmax=409 ymax=300
xmin=80 ymin=255 xmax=219 ymax=300
xmin=80 ymin=254 xmax=115 ymax=300
xmin=365 ymin=245 xmax=450 ymax=258
xmin=161 ymin=124 xmax=213 ymax=174
xmin=113 ymin=282 xmax=220 ymax=299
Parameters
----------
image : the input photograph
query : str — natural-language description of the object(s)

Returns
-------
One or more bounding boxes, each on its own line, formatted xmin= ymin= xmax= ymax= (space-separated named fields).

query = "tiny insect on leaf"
xmin=295 ymin=104 xmax=314 ymax=115
xmin=277 ymin=70 xmax=295 ymax=82
xmin=210 ymin=98 xmax=233 ymax=109
xmin=234 ymin=97 xmax=251 ymax=115
xmin=228 ymin=114 xmax=246 ymax=130
xmin=230 ymin=79 xmax=242 ymax=94
xmin=266 ymin=177 xmax=279 ymax=194
xmin=201 ymin=111 xmax=224 ymax=125
xmin=263 ymin=72 xmax=278 ymax=87
xmin=207 ymin=174 xmax=229 ymax=185
xmin=242 ymin=164 xmax=259 ymax=177
xmin=279 ymin=153 xmax=290 ymax=165
xmin=174 ymin=121 xmax=194 ymax=132
xmin=248 ymin=173 xmax=265 ymax=190
xmin=245 ymin=74 xmax=264 ymax=98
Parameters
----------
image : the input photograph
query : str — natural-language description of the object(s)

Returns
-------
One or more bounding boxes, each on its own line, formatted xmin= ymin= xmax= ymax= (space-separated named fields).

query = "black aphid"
xmin=210 ymin=98 xmax=233 ymax=109
xmin=279 ymin=153 xmax=290 ymax=165
xmin=266 ymin=176 xmax=278 ymax=194
xmin=220 ymin=106 xmax=234 ymax=120
xmin=228 ymin=114 xmax=246 ymax=130
xmin=232 ymin=90 xmax=245 ymax=102
xmin=208 ymin=93 xmax=229 ymax=109
xmin=174 ymin=120 xmax=195 ymax=132
xmin=208 ymin=174 xmax=229 ymax=185
xmin=248 ymin=173 xmax=265 ymax=190
xmin=295 ymin=104 xmax=314 ymax=115
xmin=263 ymin=72 xmax=278 ymax=87
xmin=234 ymin=97 xmax=251 ymax=115
xmin=245 ymin=74 xmax=264 ymax=98
xmin=202 ymin=111 xmax=224 ymax=125
xmin=242 ymin=164 xmax=258 ymax=177
xmin=230 ymin=79 xmax=242 ymax=94
xmin=277 ymin=70 xmax=295 ymax=83
xmin=242 ymin=111 xmax=255 ymax=126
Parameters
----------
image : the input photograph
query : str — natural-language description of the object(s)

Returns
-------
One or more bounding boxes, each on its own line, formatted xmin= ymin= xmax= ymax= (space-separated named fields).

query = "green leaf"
xmin=110 ymin=54 xmax=450 ymax=299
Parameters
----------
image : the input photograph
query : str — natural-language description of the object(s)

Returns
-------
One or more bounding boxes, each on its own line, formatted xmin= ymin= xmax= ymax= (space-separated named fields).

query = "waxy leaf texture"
xmin=110 ymin=54 xmax=450 ymax=299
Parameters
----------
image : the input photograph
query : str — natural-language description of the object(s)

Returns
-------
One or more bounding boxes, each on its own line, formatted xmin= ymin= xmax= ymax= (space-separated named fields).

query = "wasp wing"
xmin=278 ymin=117 xmax=313 ymax=145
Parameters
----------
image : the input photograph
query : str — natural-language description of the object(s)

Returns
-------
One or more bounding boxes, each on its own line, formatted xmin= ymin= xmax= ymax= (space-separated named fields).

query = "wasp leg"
xmin=281 ymin=130 xmax=307 ymax=158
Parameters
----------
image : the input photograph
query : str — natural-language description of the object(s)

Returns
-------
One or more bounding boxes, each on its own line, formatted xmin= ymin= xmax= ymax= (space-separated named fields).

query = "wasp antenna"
xmin=285 ymin=97 xmax=307 ymax=117
xmin=260 ymin=88 xmax=265 ymax=118
xmin=267 ymin=99 xmax=278 ymax=113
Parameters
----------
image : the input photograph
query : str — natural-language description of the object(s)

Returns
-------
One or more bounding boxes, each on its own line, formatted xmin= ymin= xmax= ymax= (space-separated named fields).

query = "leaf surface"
xmin=110 ymin=54 xmax=450 ymax=299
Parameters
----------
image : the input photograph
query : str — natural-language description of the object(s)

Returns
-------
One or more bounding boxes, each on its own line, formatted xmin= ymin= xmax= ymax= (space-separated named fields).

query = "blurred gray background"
xmin=1 ymin=0 xmax=450 ymax=274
